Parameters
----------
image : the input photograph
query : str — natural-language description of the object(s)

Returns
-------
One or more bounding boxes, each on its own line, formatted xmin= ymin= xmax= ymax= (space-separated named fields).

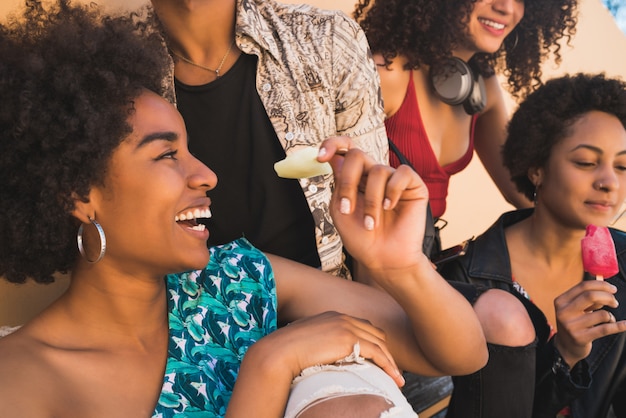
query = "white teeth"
xmin=175 ymin=208 xmax=212 ymax=222
xmin=190 ymin=224 xmax=206 ymax=232
xmin=193 ymin=208 xmax=212 ymax=219
xmin=479 ymin=18 xmax=505 ymax=30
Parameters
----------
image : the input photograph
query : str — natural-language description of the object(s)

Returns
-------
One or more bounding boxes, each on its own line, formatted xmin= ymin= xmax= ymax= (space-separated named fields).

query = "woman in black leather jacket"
xmin=440 ymin=73 xmax=626 ymax=418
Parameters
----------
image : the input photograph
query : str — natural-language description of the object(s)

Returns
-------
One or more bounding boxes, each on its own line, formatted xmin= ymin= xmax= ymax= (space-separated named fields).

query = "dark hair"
xmin=0 ymin=0 xmax=171 ymax=283
xmin=353 ymin=0 xmax=578 ymax=99
xmin=503 ymin=73 xmax=626 ymax=201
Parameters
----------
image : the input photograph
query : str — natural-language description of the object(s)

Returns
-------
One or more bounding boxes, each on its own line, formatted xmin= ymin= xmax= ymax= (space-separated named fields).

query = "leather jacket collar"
xmin=464 ymin=208 xmax=626 ymax=284
xmin=464 ymin=209 xmax=531 ymax=284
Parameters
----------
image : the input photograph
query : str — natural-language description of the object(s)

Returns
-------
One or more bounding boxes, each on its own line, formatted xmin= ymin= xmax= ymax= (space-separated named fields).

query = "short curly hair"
xmin=353 ymin=0 xmax=578 ymax=99
xmin=0 ymin=0 xmax=171 ymax=284
xmin=503 ymin=73 xmax=626 ymax=201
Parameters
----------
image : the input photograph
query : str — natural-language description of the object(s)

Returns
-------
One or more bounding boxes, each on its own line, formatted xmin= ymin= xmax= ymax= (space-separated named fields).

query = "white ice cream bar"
xmin=274 ymin=147 xmax=332 ymax=179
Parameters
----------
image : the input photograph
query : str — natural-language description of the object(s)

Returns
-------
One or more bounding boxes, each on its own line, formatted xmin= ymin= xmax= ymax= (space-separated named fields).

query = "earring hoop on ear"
xmin=77 ymin=217 xmax=107 ymax=263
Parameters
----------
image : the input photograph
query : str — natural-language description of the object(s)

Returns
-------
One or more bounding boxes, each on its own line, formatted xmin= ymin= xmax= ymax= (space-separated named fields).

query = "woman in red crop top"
xmin=354 ymin=0 xmax=577 ymax=219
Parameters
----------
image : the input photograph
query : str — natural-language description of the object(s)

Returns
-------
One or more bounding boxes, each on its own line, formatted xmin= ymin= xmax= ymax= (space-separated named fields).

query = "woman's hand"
xmin=227 ymin=311 xmax=404 ymax=418
xmin=249 ymin=311 xmax=404 ymax=386
xmin=553 ymin=279 xmax=626 ymax=367
xmin=317 ymin=136 xmax=429 ymax=273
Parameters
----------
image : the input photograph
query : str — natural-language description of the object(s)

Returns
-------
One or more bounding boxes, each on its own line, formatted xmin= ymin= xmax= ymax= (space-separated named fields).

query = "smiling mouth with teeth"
xmin=478 ymin=18 xmax=505 ymax=30
xmin=175 ymin=208 xmax=212 ymax=232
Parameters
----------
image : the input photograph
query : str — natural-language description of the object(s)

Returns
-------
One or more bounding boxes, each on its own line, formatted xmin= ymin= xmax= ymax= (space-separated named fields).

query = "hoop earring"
xmin=77 ymin=217 xmax=106 ymax=263
xmin=533 ymin=184 xmax=540 ymax=205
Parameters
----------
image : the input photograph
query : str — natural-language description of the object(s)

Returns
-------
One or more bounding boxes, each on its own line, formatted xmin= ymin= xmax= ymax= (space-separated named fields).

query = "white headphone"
xmin=430 ymin=57 xmax=487 ymax=115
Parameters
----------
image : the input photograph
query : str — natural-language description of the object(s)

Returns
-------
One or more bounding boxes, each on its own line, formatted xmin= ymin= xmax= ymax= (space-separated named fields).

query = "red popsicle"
xmin=581 ymin=224 xmax=619 ymax=280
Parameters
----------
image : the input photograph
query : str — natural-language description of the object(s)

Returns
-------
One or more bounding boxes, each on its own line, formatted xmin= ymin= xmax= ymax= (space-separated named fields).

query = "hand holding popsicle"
xmin=554 ymin=224 xmax=626 ymax=368
xmin=581 ymin=225 xmax=619 ymax=280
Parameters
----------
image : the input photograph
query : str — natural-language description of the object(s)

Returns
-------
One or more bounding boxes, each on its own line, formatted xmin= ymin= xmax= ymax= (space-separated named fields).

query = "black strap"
xmin=388 ymin=139 xmax=413 ymax=168
xmin=387 ymin=138 xmax=440 ymax=258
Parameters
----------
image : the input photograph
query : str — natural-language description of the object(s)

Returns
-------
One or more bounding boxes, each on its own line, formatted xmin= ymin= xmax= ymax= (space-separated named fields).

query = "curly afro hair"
xmin=0 ymin=0 xmax=172 ymax=284
xmin=353 ymin=0 xmax=578 ymax=99
xmin=503 ymin=73 xmax=626 ymax=201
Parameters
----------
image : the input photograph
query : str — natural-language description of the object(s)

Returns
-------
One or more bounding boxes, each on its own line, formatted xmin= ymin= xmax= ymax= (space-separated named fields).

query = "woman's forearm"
xmin=226 ymin=340 xmax=293 ymax=418
xmin=363 ymin=257 xmax=488 ymax=376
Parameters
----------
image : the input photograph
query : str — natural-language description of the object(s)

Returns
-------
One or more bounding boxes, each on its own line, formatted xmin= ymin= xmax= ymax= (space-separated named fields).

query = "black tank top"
xmin=175 ymin=53 xmax=320 ymax=268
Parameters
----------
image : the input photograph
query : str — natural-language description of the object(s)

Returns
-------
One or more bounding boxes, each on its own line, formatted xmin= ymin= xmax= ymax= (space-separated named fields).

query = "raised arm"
xmin=321 ymin=138 xmax=487 ymax=373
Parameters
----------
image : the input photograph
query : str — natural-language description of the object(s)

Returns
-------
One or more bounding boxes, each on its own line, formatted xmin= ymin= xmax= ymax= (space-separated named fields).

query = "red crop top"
xmin=385 ymin=72 xmax=477 ymax=218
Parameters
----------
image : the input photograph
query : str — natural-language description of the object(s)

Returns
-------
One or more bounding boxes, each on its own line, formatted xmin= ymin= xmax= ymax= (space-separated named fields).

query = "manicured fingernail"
xmin=383 ymin=198 xmax=391 ymax=210
xmin=364 ymin=215 xmax=374 ymax=230
xmin=318 ymin=147 xmax=327 ymax=158
xmin=397 ymin=371 xmax=405 ymax=386
xmin=340 ymin=198 xmax=351 ymax=214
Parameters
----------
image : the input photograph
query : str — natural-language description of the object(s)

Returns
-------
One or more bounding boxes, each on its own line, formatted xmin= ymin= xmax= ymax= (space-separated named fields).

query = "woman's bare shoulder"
xmin=0 ymin=326 xmax=36 ymax=361
xmin=0 ymin=329 xmax=56 ymax=416
xmin=373 ymin=54 xmax=412 ymax=118
xmin=0 ymin=325 xmax=58 ymax=381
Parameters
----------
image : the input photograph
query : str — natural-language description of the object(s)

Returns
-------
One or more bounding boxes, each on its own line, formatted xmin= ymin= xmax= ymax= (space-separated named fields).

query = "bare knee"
xmin=473 ymin=289 xmax=535 ymax=346
xmin=297 ymin=394 xmax=394 ymax=418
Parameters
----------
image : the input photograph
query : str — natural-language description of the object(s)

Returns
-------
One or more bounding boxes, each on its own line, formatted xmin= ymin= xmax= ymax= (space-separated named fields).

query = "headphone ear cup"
xmin=430 ymin=57 xmax=473 ymax=106
xmin=463 ymin=73 xmax=487 ymax=115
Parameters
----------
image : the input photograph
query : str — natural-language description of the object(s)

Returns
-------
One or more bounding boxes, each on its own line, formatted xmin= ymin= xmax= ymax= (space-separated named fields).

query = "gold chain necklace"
xmin=170 ymin=40 xmax=235 ymax=78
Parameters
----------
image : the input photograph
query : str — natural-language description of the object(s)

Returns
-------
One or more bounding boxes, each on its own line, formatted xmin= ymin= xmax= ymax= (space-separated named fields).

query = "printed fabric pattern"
xmin=158 ymin=0 xmax=389 ymax=278
xmin=153 ymin=238 xmax=277 ymax=417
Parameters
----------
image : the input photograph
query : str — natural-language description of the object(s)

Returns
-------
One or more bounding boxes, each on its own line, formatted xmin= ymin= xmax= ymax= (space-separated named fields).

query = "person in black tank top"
xmin=176 ymin=54 xmax=320 ymax=268
xmin=152 ymin=0 xmax=391 ymax=278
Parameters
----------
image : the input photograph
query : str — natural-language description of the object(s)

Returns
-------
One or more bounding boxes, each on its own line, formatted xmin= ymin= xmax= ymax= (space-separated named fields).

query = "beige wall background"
xmin=1 ymin=0 xmax=625 ymax=326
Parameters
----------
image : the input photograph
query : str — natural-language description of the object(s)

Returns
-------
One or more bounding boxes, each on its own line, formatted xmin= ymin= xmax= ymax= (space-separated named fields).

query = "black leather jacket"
xmin=440 ymin=209 xmax=626 ymax=418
